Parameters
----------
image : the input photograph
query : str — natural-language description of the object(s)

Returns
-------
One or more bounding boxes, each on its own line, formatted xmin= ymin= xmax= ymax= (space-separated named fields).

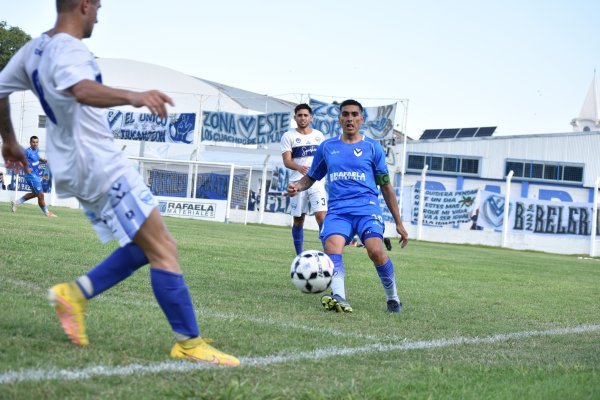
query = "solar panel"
xmin=475 ymin=127 xmax=497 ymax=137
xmin=420 ymin=129 xmax=441 ymax=140
xmin=456 ymin=127 xmax=478 ymax=138
xmin=420 ymin=126 xmax=497 ymax=140
xmin=438 ymin=128 xmax=460 ymax=139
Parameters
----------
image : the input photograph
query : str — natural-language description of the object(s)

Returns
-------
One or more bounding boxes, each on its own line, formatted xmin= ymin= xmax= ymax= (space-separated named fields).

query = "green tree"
xmin=0 ymin=21 xmax=31 ymax=70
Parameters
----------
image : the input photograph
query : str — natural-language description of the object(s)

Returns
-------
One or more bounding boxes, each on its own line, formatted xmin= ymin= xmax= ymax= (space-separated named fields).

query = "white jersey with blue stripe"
xmin=308 ymin=135 xmax=388 ymax=215
xmin=0 ymin=33 xmax=130 ymax=202
xmin=280 ymin=128 xmax=325 ymax=182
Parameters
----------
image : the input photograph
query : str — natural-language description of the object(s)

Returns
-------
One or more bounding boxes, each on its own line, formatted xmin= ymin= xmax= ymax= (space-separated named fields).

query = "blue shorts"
xmin=320 ymin=212 xmax=385 ymax=245
xmin=25 ymin=174 xmax=43 ymax=195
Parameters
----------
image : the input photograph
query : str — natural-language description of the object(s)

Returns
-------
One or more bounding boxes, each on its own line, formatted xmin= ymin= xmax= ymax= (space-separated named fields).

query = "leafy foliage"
xmin=0 ymin=21 xmax=31 ymax=70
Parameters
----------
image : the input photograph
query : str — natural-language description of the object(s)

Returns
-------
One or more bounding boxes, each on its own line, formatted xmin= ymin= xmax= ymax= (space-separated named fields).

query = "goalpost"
xmin=128 ymin=156 xmax=253 ymax=223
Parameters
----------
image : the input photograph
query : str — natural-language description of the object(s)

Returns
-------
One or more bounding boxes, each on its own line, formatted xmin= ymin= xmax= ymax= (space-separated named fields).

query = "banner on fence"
xmin=108 ymin=110 xmax=196 ymax=144
xmin=309 ymin=98 xmax=397 ymax=140
xmin=201 ymin=111 xmax=291 ymax=145
xmin=477 ymin=190 xmax=600 ymax=236
xmin=411 ymin=188 xmax=478 ymax=225
xmin=269 ymin=164 xmax=290 ymax=194
xmin=9 ymin=163 xmax=53 ymax=193
xmin=156 ymin=196 xmax=226 ymax=222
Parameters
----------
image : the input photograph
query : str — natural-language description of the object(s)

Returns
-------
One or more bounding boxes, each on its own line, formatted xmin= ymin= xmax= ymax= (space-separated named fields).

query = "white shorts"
xmin=290 ymin=179 xmax=327 ymax=217
xmin=79 ymin=168 xmax=158 ymax=246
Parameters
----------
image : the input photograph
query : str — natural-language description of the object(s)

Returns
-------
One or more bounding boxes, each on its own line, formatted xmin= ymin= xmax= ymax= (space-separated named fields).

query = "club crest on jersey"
xmin=354 ymin=148 xmax=363 ymax=157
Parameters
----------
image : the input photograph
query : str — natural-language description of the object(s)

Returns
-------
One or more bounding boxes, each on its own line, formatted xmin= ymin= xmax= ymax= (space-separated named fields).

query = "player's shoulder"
xmin=280 ymin=129 xmax=296 ymax=142
xmin=361 ymin=135 xmax=384 ymax=149
xmin=45 ymin=33 xmax=90 ymax=60
xmin=312 ymin=128 xmax=325 ymax=137
xmin=321 ymin=135 xmax=339 ymax=146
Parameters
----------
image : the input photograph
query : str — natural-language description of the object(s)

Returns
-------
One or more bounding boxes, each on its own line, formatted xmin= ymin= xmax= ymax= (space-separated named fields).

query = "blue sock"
xmin=292 ymin=225 xmax=304 ymax=255
xmin=376 ymin=258 xmax=399 ymax=302
xmin=318 ymin=224 xmax=324 ymax=249
xmin=150 ymin=268 xmax=199 ymax=340
xmin=16 ymin=196 xmax=26 ymax=205
xmin=41 ymin=205 xmax=49 ymax=215
xmin=328 ymin=253 xmax=346 ymax=299
xmin=76 ymin=242 xmax=148 ymax=299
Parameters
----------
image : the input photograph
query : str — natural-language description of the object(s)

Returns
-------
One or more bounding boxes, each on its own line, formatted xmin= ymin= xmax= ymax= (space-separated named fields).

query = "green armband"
xmin=375 ymin=173 xmax=390 ymax=186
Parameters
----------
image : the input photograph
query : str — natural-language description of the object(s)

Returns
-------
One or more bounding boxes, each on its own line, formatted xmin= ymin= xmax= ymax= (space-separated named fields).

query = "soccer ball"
xmin=290 ymin=250 xmax=334 ymax=294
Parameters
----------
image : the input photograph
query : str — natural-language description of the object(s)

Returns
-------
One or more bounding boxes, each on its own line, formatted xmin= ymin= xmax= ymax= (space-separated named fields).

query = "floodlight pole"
xmin=590 ymin=176 xmax=600 ymax=257
xmin=417 ymin=164 xmax=428 ymax=240
xmin=502 ymin=170 xmax=514 ymax=248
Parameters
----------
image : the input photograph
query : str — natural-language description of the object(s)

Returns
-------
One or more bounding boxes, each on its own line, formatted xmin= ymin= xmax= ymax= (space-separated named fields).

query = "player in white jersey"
xmin=0 ymin=0 xmax=239 ymax=366
xmin=280 ymin=104 xmax=327 ymax=255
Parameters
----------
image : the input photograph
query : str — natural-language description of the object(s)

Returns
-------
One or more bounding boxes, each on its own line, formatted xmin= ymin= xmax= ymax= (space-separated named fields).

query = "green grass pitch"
xmin=1 ymin=204 xmax=599 ymax=399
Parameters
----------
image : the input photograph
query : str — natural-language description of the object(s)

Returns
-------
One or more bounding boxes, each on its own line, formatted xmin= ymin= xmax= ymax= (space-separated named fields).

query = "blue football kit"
xmin=24 ymin=147 xmax=43 ymax=194
xmin=308 ymin=135 xmax=388 ymax=243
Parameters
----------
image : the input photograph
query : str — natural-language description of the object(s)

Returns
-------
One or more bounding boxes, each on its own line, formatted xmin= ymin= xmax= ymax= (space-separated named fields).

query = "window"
xmin=460 ymin=158 xmax=479 ymax=174
xmin=406 ymin=153 xmax=480 ymax=176
xmin=506 ymin=161 xmax=523 ymax=177
xmin=525 ymin=163 xmax=543 ymax=179
xmin=443 ymin=157 xmax=458 ymax=172
xmin=544 ymin=164 xmax=559 ymax=180
xmin=38 ymin=115 xmax=46 ymax=128
xmin=407 ymin=155 xmax=425 ymax=169
xmin=563 ymin=166 xmax=583 ymax=182
xmin=505 ymin=159 xmax=584 ymax=184
xmin=428 ymin=156 xmax=443 ymax=171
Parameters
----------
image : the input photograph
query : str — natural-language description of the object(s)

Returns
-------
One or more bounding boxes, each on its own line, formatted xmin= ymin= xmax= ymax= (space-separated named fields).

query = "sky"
xmin=2 ymin=0 xmax=600 ymax=139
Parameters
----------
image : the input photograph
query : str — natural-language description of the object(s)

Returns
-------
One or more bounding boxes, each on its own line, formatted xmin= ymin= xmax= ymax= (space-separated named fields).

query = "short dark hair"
xmin=294 ymin=103 xmax=312 ymax=115
xmin=30 ymin=135 xmax=39 ymax=142
xmin=56 ymin=0 xmax=82 ymax=12
xmin=339 ymin=99 xmax=363 ymax=113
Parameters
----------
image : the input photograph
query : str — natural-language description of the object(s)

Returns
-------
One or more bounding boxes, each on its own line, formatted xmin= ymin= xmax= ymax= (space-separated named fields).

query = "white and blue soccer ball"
xmin=290 ymin=250 xmax=334 ymax=294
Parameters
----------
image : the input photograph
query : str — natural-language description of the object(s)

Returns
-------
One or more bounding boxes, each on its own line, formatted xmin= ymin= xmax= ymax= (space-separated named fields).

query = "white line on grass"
xmin=1 ymin=324 xmax=599 ymax=384
xmin=2 ymin=277 xmax=386 ymax=341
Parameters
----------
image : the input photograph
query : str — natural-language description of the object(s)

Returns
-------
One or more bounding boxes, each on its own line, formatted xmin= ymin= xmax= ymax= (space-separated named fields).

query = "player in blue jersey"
xmin=0 ymin=0 xmax=238 ymax=366
xmin=10 ymin=136 xmax=57 ymax=217
xmin=288 ymin=99 xmax=409 ymax=313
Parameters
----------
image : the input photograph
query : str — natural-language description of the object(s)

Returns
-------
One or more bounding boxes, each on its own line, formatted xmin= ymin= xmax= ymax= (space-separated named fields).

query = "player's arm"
xmin=68 ymin=80 xmax=174 ymax=118
xmin=287 ymin=174 xmax=315 ymax=197
xmin=0 ymin=97 xmax=29 ymax=171
xmin=282 ymin=151 xmax=308 ymax=175
xmin=378 ymin=177 xmax=409 ymax=248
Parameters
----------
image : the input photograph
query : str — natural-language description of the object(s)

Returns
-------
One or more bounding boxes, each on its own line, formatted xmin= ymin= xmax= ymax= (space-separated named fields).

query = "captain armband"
xmin=375 ymin=173 xmax=391 ymax=186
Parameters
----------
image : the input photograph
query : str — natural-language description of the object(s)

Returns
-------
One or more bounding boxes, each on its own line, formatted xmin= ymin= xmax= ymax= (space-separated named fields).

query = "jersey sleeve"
xmin=280 ymin=132 xmax=292 ymax=153
xmin=53 ymin=39 xmax=98 ymax=91
xmin=307 ymin=142 xmax=327 ymax=181
xmin=0 ymin=42 xmax=33 ymax=98
xmin=373 ymin=140 xmax=389 ymax=176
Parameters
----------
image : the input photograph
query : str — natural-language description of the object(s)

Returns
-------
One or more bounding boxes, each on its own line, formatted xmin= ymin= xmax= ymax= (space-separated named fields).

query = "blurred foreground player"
xmin=0 ymin=0 xmax=238 ymax=366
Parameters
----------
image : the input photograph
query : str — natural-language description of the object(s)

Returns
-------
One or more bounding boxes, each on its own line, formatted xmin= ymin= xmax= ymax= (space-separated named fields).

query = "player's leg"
xmin=36 ymin=192 xmax=56 ymax=216
xmin=114 ymin=173 xmax=238 ymax=365
xmin=320 ymin=214 xmax=353 ymax=313
xmin=12 ymin=192 xmax=36 ymax=211
xmin=48 ymin=174 xmax=153 ymax=346
xmin=308 ymin=181 xmax=327 ymax=248
xmin=134 ymin=209 xmax=239 ymax=365
xmin=292 ymin=215 xmax=305 ymax=255
xmin=290 ymin=192 xmax=306 ymax=255
xmin=360 ymin=216 xmax=403 ymax=313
